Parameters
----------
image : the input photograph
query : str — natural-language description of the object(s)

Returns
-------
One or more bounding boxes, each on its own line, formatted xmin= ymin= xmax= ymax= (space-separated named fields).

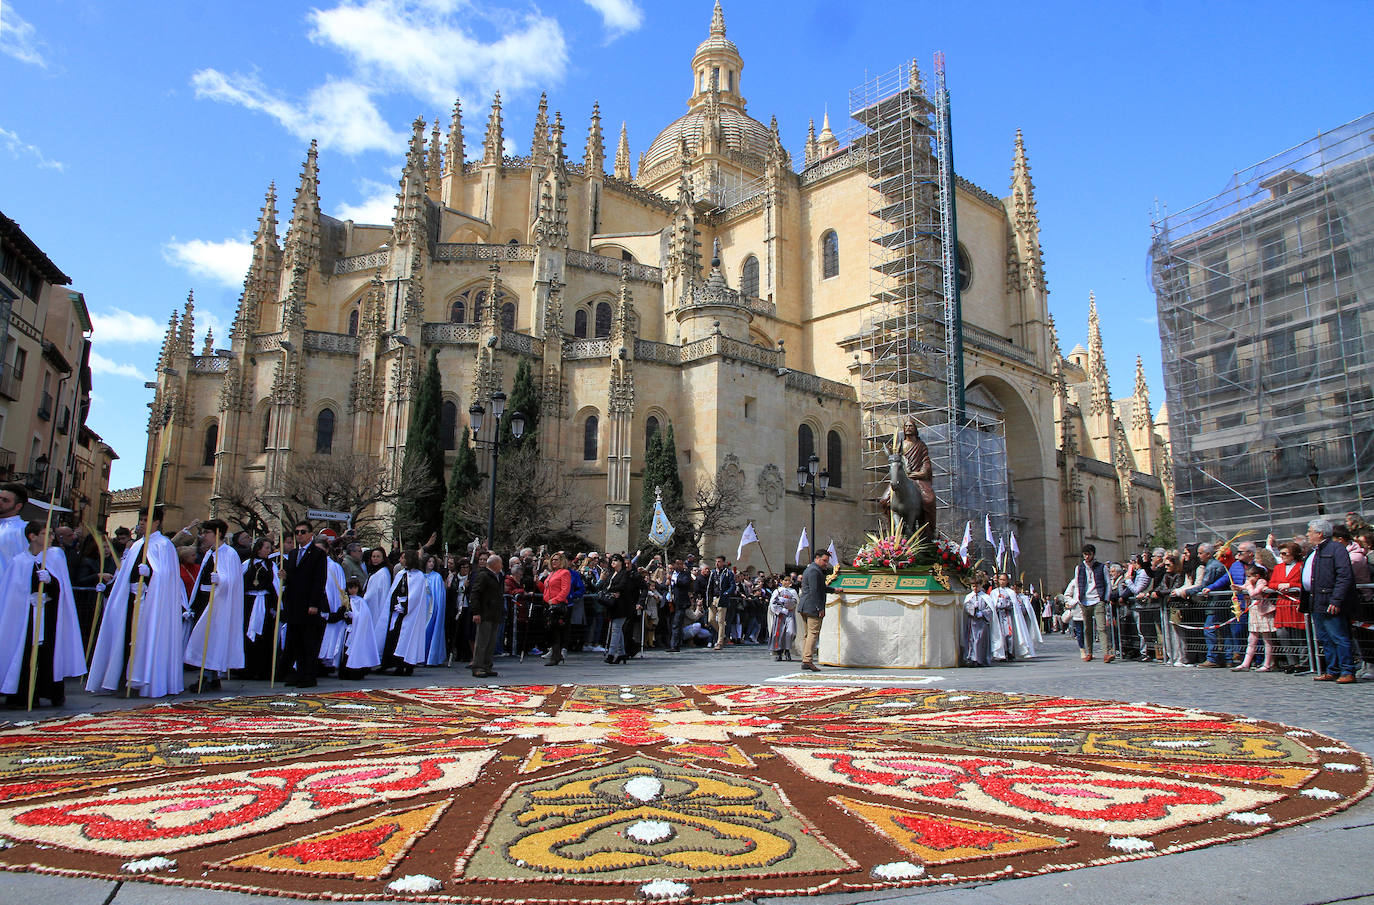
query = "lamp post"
xmin=796 ymin=453 xmax=829 ymax=557
xmin=469 ymin=390 xmax=525 ymax=548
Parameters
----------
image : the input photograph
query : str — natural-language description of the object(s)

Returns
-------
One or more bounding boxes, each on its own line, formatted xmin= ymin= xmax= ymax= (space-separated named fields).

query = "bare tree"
xmin=450 ymin=443 xmax=596 ymax=553
xmin=686 ymin=468 xmax=746 ymax=555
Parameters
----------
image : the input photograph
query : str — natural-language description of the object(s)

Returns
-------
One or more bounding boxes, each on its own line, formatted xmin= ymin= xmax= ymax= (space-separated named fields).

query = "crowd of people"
xmin=4 ymin=471 xmax=1368 ymax=706
xmin=1048 ymin=514 xmax=1372 ymax=684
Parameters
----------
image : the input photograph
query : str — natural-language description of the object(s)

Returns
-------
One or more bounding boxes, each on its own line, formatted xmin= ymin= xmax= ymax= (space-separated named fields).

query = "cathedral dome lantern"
xmin=640 ymin=1 xmax=773 ymax=196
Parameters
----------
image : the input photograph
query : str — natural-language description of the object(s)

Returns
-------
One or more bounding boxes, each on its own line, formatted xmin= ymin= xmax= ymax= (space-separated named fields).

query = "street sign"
xmin=307 ymin=508 xmax=353 ymax=526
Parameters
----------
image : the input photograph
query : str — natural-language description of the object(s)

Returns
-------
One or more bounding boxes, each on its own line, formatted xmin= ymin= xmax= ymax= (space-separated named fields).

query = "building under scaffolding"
xmin=849 ymin=57 xmax=1010 ymax=549
xmin=1151 ymin=112 xmax=1374 ymax=542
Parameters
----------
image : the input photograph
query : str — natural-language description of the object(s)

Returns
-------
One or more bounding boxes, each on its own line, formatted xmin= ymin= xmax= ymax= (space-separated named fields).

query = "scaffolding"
xmin=849 ymin=56 xmax=1008 ymax=545
xmin=1151 ymin=112 xmax=1374 ymax=542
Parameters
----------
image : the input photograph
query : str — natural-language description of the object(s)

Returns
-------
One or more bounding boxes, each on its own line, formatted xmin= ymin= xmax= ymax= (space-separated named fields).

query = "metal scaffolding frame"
xmin=1151 ymin=112 xmax=1374 ymax=542
xmin=849 ymin=56 xmax=1008 ymax=543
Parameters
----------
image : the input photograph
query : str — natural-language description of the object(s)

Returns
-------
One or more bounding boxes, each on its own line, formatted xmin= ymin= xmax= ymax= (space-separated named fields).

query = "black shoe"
xmin=669 ymin=647 xmax=680 ymax=653
xmin=545 ymin=658 xmax=563 ymax=666
xmin=773 ymin=652 xmax=783 ymax=661
xmin=605 ymin=655 xmax=616 ymax=664
xmin=295 ymin=680 xmax=318 ymax=688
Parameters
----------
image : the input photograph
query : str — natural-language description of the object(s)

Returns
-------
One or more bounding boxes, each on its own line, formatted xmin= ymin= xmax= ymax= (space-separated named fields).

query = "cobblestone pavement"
xmin=5 ymin=631 xmax=1371 ymax=905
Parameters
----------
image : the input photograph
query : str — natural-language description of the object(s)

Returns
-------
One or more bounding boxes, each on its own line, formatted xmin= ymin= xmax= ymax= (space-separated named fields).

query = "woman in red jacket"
xmin=542 ymin=552 xmax=572 ymax=666
xmin=1269 ymin=541 xmax=1307 ymax=672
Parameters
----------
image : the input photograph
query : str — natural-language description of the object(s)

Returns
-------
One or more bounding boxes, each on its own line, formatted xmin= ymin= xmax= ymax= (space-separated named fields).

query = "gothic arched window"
xmin=260 ymin=410 xmax=272 ymax=452
xmin=347 ymin=308 xmax=359 ymax=336
xmin=315 ymin=408 xmax=336 ymax=455
xmin=203 ymin=422 xmax=218 ymax=467
xmin=956 ymin=242 xmax=973 ymax=292
xmin=645 ymin=416 xmax=660 ymax=450
xmin=827 ymin=429 xmax=843 ymax=489
xmin=574 ymin=309 xmax=588 ymax=338
xmin=500 ymin=302 xmax=516 ymax=331
xmin=1087 ymin=487 xmax=1098 ymax=537
xmin=798 ymin=423 xmax=815 ymax=467
xmin=595 ymin=302 xmax=612 ymax=338
xmin=449 ymin=298 xmax=466 ymax=323
xmin=583 ymin=415 xmax=599 ymax=461
xmin=740 ymin=255 xmax=759 ymax=298
xmin=821 ymin=230 xmax=839 ymax=279
xmin=442 ymin=400 xmax=458 ymax=451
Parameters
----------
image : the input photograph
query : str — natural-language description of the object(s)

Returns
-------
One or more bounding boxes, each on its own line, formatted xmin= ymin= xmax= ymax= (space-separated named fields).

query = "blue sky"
xmin=2 ymin=0 xmax=1370 ymax=490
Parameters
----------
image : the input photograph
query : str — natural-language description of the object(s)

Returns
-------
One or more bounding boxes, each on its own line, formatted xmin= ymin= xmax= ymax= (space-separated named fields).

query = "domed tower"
xmin=639 ymin=1 xmax=776 ymax=202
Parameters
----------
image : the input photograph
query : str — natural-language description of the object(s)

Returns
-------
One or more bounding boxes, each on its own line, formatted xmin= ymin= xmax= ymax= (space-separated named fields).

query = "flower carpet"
xmin=0 ymin=684 xmax=1367 ymax=901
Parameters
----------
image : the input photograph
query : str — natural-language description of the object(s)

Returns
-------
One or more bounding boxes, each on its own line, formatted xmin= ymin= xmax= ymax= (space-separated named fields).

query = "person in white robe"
xmin=1013 ymin=581 xmax=1043 ymax=657
xmin=423 ymin=556 xmax=447 ymax=666
xmin=767 ymin=575 xmax=798 ymax=662
xmin=318 ymin=555 xmax=349 ymax=669
xmin=963 ymin=580 xmax=994 ymax=667
xmin=387 ymin=551 xmax=429 ymax=675
xmin=0 ymin=522 xmax=85 ymax=706
xmin=990 ymin=573 xmax=1034 ymax=660
xmin=183 ymin=520 xmax=244 ymax=689
xmin=0 ymin=483 xmax=31 ymax=586
xmin=363 ymin=549 xmax=393 ymax=656
xmin=86 ymin=508 xmax=188 ymax=697
xmin=340 ymin=575 xmax=381 ymax=675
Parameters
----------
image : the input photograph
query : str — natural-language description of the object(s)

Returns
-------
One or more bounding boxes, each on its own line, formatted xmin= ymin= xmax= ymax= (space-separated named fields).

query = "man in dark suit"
xmin=1303 ymin=517 xmax=1359 ymax=683
xmin=798 ymin=549 xmax=840 ymax=671
xmin=468 ymin=553 xmax=505 ymax=678
xmin=281 ymin=520 xmax=329 ymax=687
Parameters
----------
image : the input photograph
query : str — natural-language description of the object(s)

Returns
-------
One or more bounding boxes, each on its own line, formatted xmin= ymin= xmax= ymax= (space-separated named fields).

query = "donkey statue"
xmin=879 ymin=425 xmax=937 ymax=546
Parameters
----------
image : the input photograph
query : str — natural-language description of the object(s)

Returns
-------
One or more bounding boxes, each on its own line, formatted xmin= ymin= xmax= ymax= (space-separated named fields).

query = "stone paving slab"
xmin=4 ymin=632 xmax=1369 ymax=905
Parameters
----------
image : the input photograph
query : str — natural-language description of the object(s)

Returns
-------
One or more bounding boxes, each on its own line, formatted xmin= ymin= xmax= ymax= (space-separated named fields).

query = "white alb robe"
xmin=343 ymin=593 xmax=382 ymax=669
xmin=86 ymin=532 xmax=188 ymax=697
xmin=389 ymin=568 xmax=430 ymax=666
xmin=0 ymin=514 xmax=27 ymax=586
xmin=183 ymin=542 xmax=245 ymax=673
xmin=365 ymin=566 xmax=393 ymax=654
xmin=319 ymin=558 xmax=348 ymax=665
xmin=0 ymin=546 xmax=86 ymax=692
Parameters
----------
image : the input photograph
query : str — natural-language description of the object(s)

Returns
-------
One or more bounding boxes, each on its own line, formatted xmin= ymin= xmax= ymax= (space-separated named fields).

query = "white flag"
xmin=737 ymin=522 xmax=759 ymax=561
xmin=996 ymin=537 xmax=1005 ymax=570
xmin=827 ymin=539 xmax=839 ymax=565
xmin=1010 ymin=531 xmax=1021 ymax=565
xmin=959 ymin=521 xmax=971 ymax=558
xmin=648 ymin=497 xmax=676 ymax=548
xmin=984 ymin=514 xmax=995 ymax=546
xmin=796 ymin=527 xmax=810 ymax=563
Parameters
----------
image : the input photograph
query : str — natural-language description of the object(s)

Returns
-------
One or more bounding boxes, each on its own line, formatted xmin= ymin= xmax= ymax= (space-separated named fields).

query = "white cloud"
xmin=192 ymin=70 xmax=405 ymax=155
xmin=333 ymin=177 xmax=398 ymax=224
xmin=163 ymin=235 xmax=253 ymax=287
xmin=0 ymin=125 xmax=63 ymax=171
xmin=307 ymin=0 xmax=568 ymax=105
xmin=580 ymin=0 xmax=642 ymax=38
xmin=88 ymin=307 xmax=166 ymax=344
xmin=89 ymin=351 xmax=148 ymax=381
xmin=0 ymin=3 xmax=46 ymax=67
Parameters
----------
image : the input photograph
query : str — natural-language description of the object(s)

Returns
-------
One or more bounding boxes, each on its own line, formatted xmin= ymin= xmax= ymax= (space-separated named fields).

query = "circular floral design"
xmin=0 ymin=684 xmax=1367 ymax=902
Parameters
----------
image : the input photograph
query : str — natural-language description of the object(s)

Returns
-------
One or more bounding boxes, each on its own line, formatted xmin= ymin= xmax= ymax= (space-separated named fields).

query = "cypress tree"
xmin=636 ymin=428 xmax=665 ymax=546
xmin=396 ymin=349 xmax=447 ymax=546
xmin=501 ymin=357 xmax=540 ymax=450
xmin=443 ymin=426 xmax=481 ymax=550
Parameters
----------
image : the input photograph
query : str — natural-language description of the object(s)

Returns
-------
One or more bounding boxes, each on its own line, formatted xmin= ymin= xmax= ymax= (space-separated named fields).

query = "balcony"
xmin=0 ymin=365 xmax=19 ymax=401
xmin=56 ymin=406 xmax=70 ymax=435
xmin=0 ymin=449 xmax=14 ymax=482
xmin=36 ymin=390 xmax=52 ymax=421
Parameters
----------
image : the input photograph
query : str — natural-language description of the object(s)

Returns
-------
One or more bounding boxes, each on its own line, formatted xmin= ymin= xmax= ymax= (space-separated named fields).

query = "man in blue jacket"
xmin=1303 ymin=518 xmax=1359 ymax=683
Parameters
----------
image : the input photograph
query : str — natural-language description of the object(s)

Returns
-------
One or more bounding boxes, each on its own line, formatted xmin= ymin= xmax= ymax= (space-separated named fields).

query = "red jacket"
xmin=543 ymin=568 xmax=571 ymax=605
xmin=1270 ymin=561 xmax=1304 ymax=629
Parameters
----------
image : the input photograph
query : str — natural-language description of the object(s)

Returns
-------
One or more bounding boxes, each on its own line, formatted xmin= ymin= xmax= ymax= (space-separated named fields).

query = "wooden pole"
xmin=27 ymin=504 xmax=58 ymax=710
xmin=83 ymin=522 xmax=111 ymax=662
xmin=195 ymin=529 xmax=222 ymax=693
xmin=127 ymin=414 xmax=174 ymax=697
xmin=270 ymin=521 xmax=285 ymax=687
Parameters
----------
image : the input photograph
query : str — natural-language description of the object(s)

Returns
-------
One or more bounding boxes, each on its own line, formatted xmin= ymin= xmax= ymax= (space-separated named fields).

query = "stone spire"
xmin=1132 ymin=356 xmax=1152 ymax=431
xmin=281 ymin=140 xmax=321 ymax=275
xmin=817 ymin=108 xmax=838 ymax=157
xmin=908 ymin=57 xmax=925 ymax=94
xmin=710 ymin=0 xmax=725 ymax=36
xmin=1086 ymin=292 xmax=1111 ymax=416
xmin=179 ymin=290 xmax=196 ymax=356
xmin=202 ymin=327 xmax=214 ymax=356
xmin=393 ymin=117 xmax=428 ymax=246
xmin=550 ymin=111 xmax=566 ymax=170
xmin=159 ymin=310 xmax=179 ymax=372
xmin=1011 ymin=129 xmax=1046 ymax=293
xmin=584 ymin=102 xmax=604 ymax=175
xmin=614 ymin=121 xmax=632 ymax=181
xmin=235 ymin=182 xmax=281 ymax=338
xmin=445 ymin=97 xmax=464 ymax=174
xmin=482 ymin=92 xmax=504 ymax=165
xmin=1047 ymin=311 xmax=1067 ymax=398
xmin=611 ymin=263 xmax=637 ymax=356
xmin=765 ymin=115 xmax=790 ymax=168
xmin=804 ymin=119 xmax=818 ymax=168
xmin=530 ymin=92 xmax=549 ymax=167
xmin=426 ymin=117 xmax=442 ymax=193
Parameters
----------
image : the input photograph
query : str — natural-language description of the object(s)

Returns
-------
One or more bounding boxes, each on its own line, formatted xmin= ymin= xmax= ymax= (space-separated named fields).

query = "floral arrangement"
xmin=849 ymin=521 xmax=976 ymax=581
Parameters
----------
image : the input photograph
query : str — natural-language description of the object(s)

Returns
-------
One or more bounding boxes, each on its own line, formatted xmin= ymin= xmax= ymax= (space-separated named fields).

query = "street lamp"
xmin=469 ymin=389 xmax=527 ymax=547
xmin=796 ymin=453 xmax=830 ymax=559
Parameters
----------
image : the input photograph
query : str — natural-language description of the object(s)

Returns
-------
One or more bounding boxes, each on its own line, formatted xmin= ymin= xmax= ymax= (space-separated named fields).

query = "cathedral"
xmin=140 ymin=2 xmax=1168 ymax=585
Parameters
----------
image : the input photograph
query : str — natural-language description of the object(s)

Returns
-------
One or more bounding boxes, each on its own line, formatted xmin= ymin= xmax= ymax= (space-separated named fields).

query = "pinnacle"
xmin=710 ymin=0 xmax=726 ymax=36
